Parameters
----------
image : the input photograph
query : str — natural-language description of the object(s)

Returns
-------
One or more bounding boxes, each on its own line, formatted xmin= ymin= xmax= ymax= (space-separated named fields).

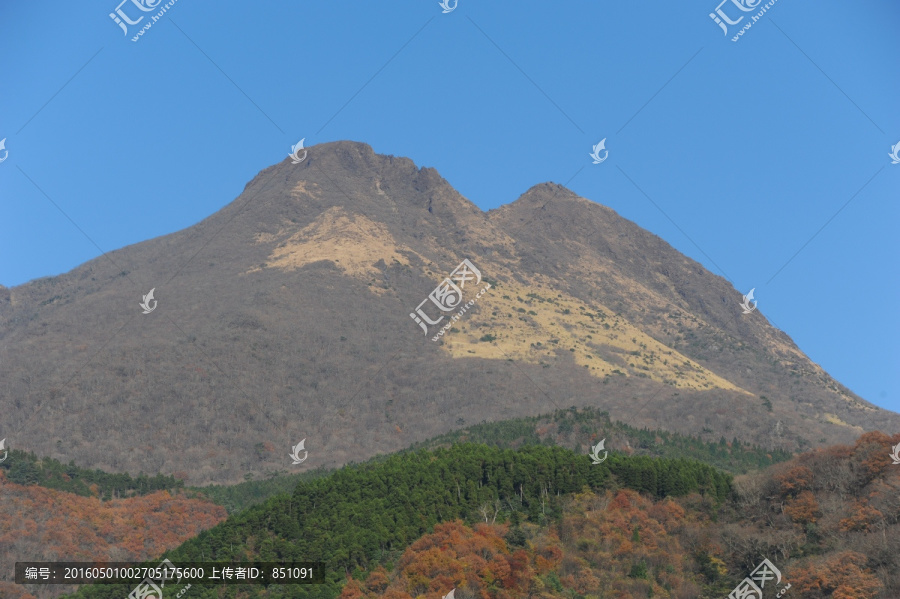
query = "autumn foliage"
xmin=728 ymin=431 xmax=900 ymax=598
xmin=339 ymin=432 xmax=900 ymax=599
xmin=787 ymin=551 xmax=882 ymax=599
xmin=340 ymin=520 xmax=558 ymax=599
xmin=340 ymin=490 xmax=711 ymax=599
xmin=784 ymin=490 xmax=820 ymax=525
xmin=41 ymin=431 xmax=900 ymax=599
xmin=555 ymin=489 xmax=703 ymax=599
xmin=0 ymin=471 xmax=226 ymax=599
xmin=775 ymin=465 xmax=814 ymax=497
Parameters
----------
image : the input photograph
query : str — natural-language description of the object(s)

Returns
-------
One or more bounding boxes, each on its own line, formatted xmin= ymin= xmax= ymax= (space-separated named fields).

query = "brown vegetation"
xmin=0 ymin=470 xmax=227 ymax=599
xmin=341 ymin=431 xmax=899 ymax=598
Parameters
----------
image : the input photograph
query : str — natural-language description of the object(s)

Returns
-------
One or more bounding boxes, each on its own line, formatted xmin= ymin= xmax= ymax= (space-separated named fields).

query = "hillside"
xmin=1 ymin=407 xmax=791 ymax=599
xmin=0 ymin=140 xmax=894 ymax=485
xmin=193 ymin=406 xmax=792 ymax=517
xmin=59 ymin=443 xmax=733 ymax=599
xmin=0 ymin=449 xmax=185 ymax=499
xmin=402 ymin=406 xmax=793 ymax=476
xmin=0 ymin=406 xmax=791 ymax=519
xmin=56 ymin=431 xmax=900 ymax=599
xmin=0 ymin=470 xmax=227 ymax=599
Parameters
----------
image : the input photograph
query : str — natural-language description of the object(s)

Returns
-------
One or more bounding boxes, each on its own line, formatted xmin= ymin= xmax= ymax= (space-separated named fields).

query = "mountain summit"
xmin=0 ymin=141 xmax=891 ymax=484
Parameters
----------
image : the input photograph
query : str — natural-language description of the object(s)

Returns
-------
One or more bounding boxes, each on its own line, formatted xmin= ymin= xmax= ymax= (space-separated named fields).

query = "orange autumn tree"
xmin=784 ymin=490 xmax=821 ymax=525
xmin=775 ymin=465 xmax=814 ymax=498
xmin=554 ymin=489 xmax=702 ymax=599
xmin=0 ymin=474 xmax=227 ymax=593
xmin=838 ymin=501 xmax=883 ymax=533
xmin=853 ymin=431 xmax=897 ymax=483
xmin=339 ymin=520 xmax=557 ymax=599
xmin=345 ymin=490 xmax=709 ymax=599
xmin=787 ymin=551 xmax=881 ymax=599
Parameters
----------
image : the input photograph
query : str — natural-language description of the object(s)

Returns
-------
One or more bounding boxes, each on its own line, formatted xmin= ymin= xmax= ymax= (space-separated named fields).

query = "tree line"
xmin=61 ymin=442 xmax=731 ymax=599
xmin=0 ymin=449 xmax=183 ymax=499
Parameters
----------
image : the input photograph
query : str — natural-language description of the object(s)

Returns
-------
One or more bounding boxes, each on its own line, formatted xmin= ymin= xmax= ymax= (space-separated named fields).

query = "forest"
xmin=51 ymin=431 xmax=900 ymax=599
xmin=190 ymin=406 xmax=791 ymax=517
xmin=0 ymin=449 xmax=184 ymax=500
xmin=57 ymin=443 xmax=732 ymax=599
xmin=403 ymin=406 xmax=793 ymax=474
xmin=7 ymin=415 xmax=897 ymax=598
xmin=2 ymin=406 xmax=789 ymax=518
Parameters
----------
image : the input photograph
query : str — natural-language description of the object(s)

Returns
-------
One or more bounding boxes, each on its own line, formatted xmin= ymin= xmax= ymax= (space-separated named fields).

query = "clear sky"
xmin=1 ymin=1 xmax=897 ymax=412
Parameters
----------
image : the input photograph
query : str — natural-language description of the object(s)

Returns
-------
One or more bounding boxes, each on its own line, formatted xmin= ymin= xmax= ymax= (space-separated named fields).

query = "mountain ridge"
xmin=0 ymin=140 xmax=893 ymax=485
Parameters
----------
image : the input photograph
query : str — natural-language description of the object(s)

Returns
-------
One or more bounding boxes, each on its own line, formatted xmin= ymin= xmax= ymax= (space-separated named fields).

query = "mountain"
xmin=0 ymin=140 xmax=894 ymax=485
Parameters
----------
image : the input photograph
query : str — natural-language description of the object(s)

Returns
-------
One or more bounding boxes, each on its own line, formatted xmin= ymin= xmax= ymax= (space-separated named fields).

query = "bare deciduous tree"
xmin=478 ymin=499 xmax=502 ymax=524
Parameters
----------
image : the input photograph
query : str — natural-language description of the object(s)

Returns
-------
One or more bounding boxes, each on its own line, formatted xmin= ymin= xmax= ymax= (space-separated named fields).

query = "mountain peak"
xmin=518 ymin=181 xmax=578 ymax=201
xmin=1 ymin=142 xmax=893 ymax=486
xmin=299 ymin=140 xmax=393 ymax=170
xmin=224 ymin=140 xmax=482 ymax=245
xmin=497 ymin=182 xmax=618 ymax=223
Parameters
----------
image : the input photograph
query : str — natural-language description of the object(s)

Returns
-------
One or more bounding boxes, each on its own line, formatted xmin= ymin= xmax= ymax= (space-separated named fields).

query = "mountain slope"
xmin=0 ymin=471 xmax=226 ymax=599
xmin=59 ymin=443 xmax=734 ymax=599
xmin=0 ymin=140 xmax=894 ymax=485
xmin=2 ymin=406 xmax=791 ymax=599
xmin=58 ymin=431 xmax=900 ymax=599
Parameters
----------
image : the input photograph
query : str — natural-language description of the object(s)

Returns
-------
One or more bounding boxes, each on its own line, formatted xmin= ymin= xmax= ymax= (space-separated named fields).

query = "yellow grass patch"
xmin=438 ymin=281 xmax=750 ymax=393
xmin=248 ymin=207 xmax=415 ymax=288
xmin=823 ymin=413 xmax=864 ymax=430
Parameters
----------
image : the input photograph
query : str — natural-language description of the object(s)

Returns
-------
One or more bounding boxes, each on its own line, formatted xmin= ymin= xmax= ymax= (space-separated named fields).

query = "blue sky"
xmin=1 ymin=1 xmax=898 ymax=412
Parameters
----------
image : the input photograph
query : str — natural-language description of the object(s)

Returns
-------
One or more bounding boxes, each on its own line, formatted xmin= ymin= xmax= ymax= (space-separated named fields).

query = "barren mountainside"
xmin=0 ymin=141 xmax=894 ymax=485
